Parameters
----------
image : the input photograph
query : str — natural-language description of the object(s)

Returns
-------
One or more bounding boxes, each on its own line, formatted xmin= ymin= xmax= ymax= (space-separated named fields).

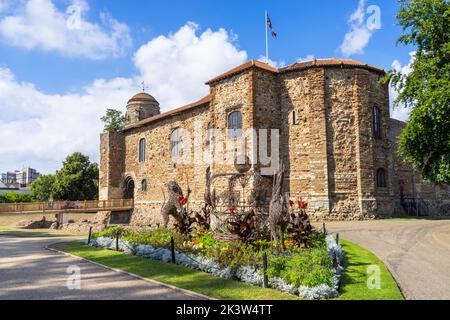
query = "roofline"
xmin=279 ymin=59 xmax=385 ymax=75
xmin=205 ymin=60 xmax=278 ymax=85
xmin=205 ymin=58 xmax=385 ymax=85
xmin=123 ymin=95 xmax=211 ymax=132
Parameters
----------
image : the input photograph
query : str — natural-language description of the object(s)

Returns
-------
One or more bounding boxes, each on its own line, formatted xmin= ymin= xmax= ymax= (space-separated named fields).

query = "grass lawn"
xmin=0 ymin=227 xmax=86 ymax=238
xmin=61 ymin=241 xmax=299 ymax=300
xmin=61 ymin=239 xmax=403 ymax=300
xmin=336 ymin=240 xmax=403 ymax=300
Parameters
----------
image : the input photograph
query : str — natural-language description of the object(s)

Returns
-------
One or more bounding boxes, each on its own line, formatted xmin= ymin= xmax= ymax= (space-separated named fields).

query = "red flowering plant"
xmin=228 ymin=207 xmax=237 ymax=214
xmin=298 ymin=200 xmax=308 ymax=210
xmin=177 ymin=195 xmax=188 ymax=206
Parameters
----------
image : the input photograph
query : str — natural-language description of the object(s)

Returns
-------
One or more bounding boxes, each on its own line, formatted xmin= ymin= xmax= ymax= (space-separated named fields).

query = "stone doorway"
xmin=124 ymin=177 xmax=135 ymax=199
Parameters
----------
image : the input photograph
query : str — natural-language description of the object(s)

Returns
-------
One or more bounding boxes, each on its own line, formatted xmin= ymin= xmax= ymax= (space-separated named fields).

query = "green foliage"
xmin=52 ymin=152 xmax=99 ymax=201
xmin=205 ymin=241 xmax=263 ymax=271
xmin=92 ymin=227 xmax=333 ymax=287
xmin=101 ymin=108 xmax=126 ymax=132
xmin=30 ymin=174 xmax=56 ymax=201
xmin=383 ymin=0 xmax=450 ymax=184
xmin=0 ymin=191 xmax=33 ymax=203
xmin=93 ymin=226 xmax=123 ymax=239
xmin=267 ymin=248 xmax=333 ymax=288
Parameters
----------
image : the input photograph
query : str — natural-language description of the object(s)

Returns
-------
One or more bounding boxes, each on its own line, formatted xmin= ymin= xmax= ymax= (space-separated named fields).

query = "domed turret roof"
xmin=127 ymin=92 xmax=158 ymax=104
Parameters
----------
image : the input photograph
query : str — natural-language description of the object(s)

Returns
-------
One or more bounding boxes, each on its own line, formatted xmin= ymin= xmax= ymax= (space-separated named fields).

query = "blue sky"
xmin=0 ymin=0 xmax=415 ymax=173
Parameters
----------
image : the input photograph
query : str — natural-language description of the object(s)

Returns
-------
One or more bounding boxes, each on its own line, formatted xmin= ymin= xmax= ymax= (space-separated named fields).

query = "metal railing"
xmin=0 ymin=199 xmax=134 ymax=214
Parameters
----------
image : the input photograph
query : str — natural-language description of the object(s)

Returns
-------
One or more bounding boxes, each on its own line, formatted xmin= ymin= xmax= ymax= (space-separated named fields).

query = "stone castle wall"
xmin=98 ymin=62 xmax=450 ymax=225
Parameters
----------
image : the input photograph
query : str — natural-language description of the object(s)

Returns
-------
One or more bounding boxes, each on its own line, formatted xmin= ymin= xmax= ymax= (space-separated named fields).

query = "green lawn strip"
xmin=61 ymin=241 xmax=299 ymax=300
xmin=337 ymin=239 xmax=403 ymax=300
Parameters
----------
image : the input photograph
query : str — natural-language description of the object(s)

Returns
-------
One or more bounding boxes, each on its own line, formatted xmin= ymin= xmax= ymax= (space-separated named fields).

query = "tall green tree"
xmin=53 ymin=152 xmax=99 ymax=201
xmin=384 ymin=0 xmax=450 ymax=184
xmin=101 ymin=108 xmax=126 ymax=132
xmin=30 ymin=174 xmax=56 ymax=201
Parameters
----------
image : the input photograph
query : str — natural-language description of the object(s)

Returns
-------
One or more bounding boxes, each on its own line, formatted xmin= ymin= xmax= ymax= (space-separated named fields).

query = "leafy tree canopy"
xmin=30 ymin=174 xmax=56 ymax=201
xmin=52 ymin=152 xmax=99 ymax=201
xmin=384 ymin=0 xmax=450 ymax=184
xmin=101 ymin=108 xmax=126 ymax=132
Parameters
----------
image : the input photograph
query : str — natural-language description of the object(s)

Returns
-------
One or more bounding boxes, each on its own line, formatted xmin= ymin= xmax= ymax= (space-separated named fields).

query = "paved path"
xmin=0 ymin=236 xmax=204 ymax=300
xmin=315 ymin=220 xmax=450 ymax=300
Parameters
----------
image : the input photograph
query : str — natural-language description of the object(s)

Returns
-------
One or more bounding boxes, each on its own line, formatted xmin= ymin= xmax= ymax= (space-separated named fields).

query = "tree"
xmin=2 ymin=191 xmax=33 ymax=203
xmin=53 ymin=152 xmax=99 ymax=201
xmin=383 ymin=0 xmax=450 ymax=184
xmin=30 ymin=174 xmax=56 ymax=201
xmin=101 ymin=108 xmax=126 ymax=132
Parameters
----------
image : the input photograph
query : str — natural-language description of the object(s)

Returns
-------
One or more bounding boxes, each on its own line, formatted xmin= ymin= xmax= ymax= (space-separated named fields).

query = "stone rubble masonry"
xmin=97 ymin=60 xmax=450 ymax=225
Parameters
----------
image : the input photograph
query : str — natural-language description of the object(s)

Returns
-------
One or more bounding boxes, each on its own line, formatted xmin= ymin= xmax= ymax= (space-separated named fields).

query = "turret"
xmin=125 ymin=92 xmax=160 ymax=125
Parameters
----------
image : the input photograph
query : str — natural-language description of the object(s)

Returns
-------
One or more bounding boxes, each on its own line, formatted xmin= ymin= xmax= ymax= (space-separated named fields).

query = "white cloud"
xmin=134 ymin=22 xmax=247 ymax=108
xmin=389 ymin=51 xmax=415 ymax=122
xmin=0 ymin=22 xmax=248 ymax=173
xmin=297 ymin=54 xmax=316 ymax=62
xmin=0 ymin=0 xmax=132 ymax=59
xmin=257 ymin=56 xmax=286 ymax=68
xmin=339 ymin=0 xmax=380 ymax=57
xmin=0 ymin=68 xmax=137 ymax=173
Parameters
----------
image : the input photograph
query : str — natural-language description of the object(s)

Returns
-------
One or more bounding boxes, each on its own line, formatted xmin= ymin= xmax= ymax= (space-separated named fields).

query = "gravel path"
xmin=0 ymin=236 xmax=205 ymax=300
xmin=316 ymin=220 xmax=450 ymax=300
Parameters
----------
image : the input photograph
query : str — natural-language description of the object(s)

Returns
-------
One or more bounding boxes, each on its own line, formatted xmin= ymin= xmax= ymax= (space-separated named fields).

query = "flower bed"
xmin=90 ymin=227 xmax=344 ymax=299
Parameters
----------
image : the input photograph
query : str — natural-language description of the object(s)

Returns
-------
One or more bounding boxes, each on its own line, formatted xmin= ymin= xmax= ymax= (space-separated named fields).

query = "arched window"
xmin=376 ymin=168 xmax=387 ymax=188
xmin=141 ymin=179 xmax=148 ymax=192
xmin=373 ymin=106 xmax=382 ymax=139
xmin=171 ymin=128 xmax=180 ymax=157
xmin=138 ymin=138 xmax=146 ymax=163
xmin=228 ymin=111 xmax=242 ymax=139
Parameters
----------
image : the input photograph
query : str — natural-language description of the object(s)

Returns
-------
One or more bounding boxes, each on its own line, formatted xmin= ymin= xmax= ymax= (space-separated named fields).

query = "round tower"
xmin=125 ymin=92 xmax=160 ymax=124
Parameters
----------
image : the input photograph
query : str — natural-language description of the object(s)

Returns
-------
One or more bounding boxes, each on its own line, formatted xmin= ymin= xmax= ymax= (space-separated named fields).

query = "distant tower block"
xmin=125 ymin=92 xmax=160 ymax=125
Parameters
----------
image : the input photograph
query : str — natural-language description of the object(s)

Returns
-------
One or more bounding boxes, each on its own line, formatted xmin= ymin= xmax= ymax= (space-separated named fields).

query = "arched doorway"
xmin=124 ymin=177 xmax=135 ymax=199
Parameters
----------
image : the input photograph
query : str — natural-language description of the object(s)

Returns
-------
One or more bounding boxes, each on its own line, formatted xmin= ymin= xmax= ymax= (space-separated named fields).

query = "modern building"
xmin=1 ymin=167 xmax=41 ymax=188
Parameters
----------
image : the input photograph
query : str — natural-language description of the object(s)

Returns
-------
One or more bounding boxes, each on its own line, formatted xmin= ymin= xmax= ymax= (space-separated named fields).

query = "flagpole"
xmin=265 ymin=10 xmax=269 ymax=64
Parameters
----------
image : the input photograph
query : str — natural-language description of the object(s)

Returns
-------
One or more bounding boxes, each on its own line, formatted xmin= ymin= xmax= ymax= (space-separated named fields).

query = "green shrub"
xmin=93 ymin=226 xmax=123 ymax=239
xmin=1 ymin=191 xmax=33 ymax=203
xmin=267 ymin=248 xmax=333 ymax=287
xmin=266 ymin=255 xmax=288 ymax=279
xmin=92 ymin=227 xmax=334 ymax=288
xmin=205 ymin=241 xmax=263 ymax=271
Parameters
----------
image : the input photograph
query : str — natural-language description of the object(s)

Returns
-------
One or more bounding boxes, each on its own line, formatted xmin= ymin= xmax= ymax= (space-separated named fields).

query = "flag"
xmin=267 ymin=13 xmax=277 ymax=38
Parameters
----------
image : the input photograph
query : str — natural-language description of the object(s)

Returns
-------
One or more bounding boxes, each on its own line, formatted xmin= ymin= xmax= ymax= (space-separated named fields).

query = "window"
xmin=376 ymin=168 xmax=387 ymax=188
xmin=291 ymin=110 xmax=299 ymax=125
xmin=141 ymin=179 xmax=148 ymax=192
xmin=171 ymin=128 xmax=180 ymax=157
xmin=206 ymin=123 xmax=213 ymax=149
xmin=138 ymin=138 xmax=146 ymax=163
xmin=138 ymin=109 xmax=145 ymax=121
xmin=228 ymin=111 xmax=242 ymax=139
xmin=373 ymin=106 xmax=382 ymax=139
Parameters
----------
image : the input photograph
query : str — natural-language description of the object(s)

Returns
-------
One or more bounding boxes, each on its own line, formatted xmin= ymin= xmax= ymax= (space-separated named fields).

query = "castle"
xmin=98 ymin=59 xmax=450 ymax=225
